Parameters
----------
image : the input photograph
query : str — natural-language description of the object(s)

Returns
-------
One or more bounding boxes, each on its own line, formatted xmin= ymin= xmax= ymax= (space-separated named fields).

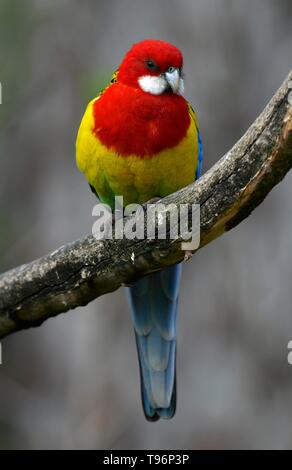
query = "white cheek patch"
xmin=138 ymin=75 xmax=167 ymax=95
xmin=178 ymin=78 xmax=184 ymax=95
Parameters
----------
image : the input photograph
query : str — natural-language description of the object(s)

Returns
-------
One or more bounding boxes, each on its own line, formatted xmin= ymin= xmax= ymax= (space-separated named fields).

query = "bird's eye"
xmin=146 ymin=60 xmax=157 ymax=70
xmin=167 ymin=66 xmax=175 ymax=73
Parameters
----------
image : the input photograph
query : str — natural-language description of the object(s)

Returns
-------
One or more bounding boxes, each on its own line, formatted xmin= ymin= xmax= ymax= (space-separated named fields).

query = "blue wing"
xmin=195 ymin=130 xmax=203 ymax=179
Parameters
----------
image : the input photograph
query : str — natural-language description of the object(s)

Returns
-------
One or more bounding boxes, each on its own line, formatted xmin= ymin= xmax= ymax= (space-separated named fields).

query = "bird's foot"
xmin=183 ymin=250 xmax=193 ymax=262
xmin=146 ymin=196 xmax=161 ymax=205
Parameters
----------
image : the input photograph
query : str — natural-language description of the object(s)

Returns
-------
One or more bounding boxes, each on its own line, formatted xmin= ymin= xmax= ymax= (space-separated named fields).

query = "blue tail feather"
xmin=128 ymin=263 xmax=182 ymax=420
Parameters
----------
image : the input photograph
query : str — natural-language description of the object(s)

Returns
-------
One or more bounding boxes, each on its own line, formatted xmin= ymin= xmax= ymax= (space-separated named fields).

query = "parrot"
xmin=76 ymin=39 xmax=202 ymax=421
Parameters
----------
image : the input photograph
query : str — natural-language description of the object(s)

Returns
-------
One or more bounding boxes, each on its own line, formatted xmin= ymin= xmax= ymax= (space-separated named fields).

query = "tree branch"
xmin=1 ymin=71 xmax=292 ymax=339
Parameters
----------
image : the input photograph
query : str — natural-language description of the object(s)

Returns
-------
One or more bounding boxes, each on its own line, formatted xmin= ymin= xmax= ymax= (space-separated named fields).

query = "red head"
xmin=118 ymin=39 xmax=184 ymax=95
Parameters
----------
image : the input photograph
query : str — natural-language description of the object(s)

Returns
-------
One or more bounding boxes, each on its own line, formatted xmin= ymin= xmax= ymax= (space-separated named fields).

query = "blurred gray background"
xmin=0 ymin=0 xmax=292 ymax=450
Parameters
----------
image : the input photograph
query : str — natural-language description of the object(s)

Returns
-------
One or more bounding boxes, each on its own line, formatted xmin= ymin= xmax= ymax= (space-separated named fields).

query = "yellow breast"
xmin=76 ymin=99 xmax=198 ymax=207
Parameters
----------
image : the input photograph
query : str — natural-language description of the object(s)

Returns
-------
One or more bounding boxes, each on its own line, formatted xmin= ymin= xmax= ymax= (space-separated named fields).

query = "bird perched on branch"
xmin=76 ymin=39 xmax=202 ymax=421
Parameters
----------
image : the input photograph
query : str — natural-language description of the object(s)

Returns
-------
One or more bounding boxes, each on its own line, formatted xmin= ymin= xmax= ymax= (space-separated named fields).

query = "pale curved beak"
xmin=165 ymin=68 xmax=182 ymax=94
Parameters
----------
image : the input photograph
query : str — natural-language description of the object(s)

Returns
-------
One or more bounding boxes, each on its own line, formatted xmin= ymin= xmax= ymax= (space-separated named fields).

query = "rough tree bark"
xmin=0 ymin=71 xmax=292 ymax=339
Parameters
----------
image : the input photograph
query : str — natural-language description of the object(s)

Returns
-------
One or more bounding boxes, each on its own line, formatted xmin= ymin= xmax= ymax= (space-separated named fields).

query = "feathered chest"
xmin=92 ymin=83 xmax=190 ymax=158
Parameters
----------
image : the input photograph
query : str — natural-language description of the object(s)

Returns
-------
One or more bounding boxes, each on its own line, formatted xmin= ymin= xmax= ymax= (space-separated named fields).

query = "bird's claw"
xmin=146 ymin=196 xmax=161 ymax=205
xmin=183 ymin=250 xmax=193 ymax=262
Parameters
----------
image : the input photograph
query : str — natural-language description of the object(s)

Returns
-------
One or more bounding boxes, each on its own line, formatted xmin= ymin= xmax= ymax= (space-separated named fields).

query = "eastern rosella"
xmin=76 ymin=39 xmax=202 ymax=421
